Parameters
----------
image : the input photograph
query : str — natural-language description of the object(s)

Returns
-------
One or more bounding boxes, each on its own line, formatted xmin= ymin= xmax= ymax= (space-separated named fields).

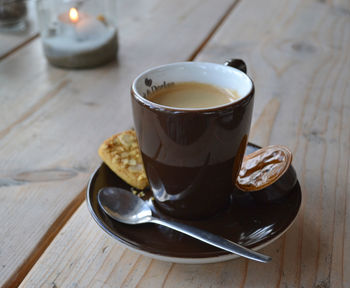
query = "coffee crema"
xmin=147 ymin=82 xmax=240 ymax=108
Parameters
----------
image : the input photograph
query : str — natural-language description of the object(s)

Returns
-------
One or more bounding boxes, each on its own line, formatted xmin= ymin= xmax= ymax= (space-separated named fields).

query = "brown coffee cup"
xmin=131 ymin=59 xmax=255 ymax=219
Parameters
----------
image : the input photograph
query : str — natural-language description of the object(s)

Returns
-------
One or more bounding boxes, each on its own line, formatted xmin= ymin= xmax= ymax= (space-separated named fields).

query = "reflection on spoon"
xmin=98 ymin=187 xmax=272 ymax=263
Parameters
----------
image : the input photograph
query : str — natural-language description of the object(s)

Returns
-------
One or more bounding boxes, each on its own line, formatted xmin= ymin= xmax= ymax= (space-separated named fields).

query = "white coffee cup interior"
xmin=132 ymin=62 xmax=253 ymax=110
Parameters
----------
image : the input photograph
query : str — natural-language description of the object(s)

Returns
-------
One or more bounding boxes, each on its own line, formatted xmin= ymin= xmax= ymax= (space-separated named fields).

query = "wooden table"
xmin=1 ymin=0 xmax=349 ymax=287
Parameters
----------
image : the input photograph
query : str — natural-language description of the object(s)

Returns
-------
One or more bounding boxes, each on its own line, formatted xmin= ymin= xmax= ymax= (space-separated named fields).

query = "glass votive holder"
xmin=36 ymin=0 xmax=118 ymax=69
xmin=0 ymin=0 xmax=27 ymax=31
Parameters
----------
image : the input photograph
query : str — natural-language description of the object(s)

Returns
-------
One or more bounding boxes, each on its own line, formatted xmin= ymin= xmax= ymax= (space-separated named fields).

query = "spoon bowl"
xmin=98 ymin=187 xmax=152 ymax=224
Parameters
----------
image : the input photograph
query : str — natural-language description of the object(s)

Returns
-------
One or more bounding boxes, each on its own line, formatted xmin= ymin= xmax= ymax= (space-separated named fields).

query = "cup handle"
xmin=224 ymin=59 xmax=247 ymax=74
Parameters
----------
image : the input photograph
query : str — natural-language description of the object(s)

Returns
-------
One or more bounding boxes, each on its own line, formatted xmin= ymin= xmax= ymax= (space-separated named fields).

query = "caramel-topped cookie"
xmin=236 ymin=145 xmax=292 ymax=191
xmin=98 ymin=130 xmax=148 ymax=190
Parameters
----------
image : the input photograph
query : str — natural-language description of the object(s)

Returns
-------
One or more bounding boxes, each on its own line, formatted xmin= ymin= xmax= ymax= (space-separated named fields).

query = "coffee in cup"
xmin=146 ymin=82 xmax=240 ymax=109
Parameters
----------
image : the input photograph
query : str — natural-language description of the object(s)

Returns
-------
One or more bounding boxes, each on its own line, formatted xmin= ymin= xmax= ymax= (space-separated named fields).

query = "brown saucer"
xmin=86 ymin=143 xmax=302 ymax=264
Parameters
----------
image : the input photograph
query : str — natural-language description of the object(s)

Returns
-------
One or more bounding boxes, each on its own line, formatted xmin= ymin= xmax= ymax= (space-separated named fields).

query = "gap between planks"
xmin=0 ymin=34 xmax=39 ymax=62
xmin=188 ymin=0 xmax=242 ymax=61
xmin=3 ymin=189 xmax=85 ymax=288
xmin=7 ymin=1 xmax=242 ymax=287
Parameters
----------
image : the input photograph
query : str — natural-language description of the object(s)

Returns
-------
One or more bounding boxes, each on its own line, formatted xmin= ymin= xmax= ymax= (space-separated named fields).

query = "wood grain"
xmin=18 ymin=0 xmax=350 ymax=287
xmin=195 ymin=0 xmax=350 ymax=287
xmin=0 ymin=0 xmax=237 ymax=287
xmin=250 ymin=98 xmax=280 ymax=147
xmin=0 ymin=1 xmax=38 ymax=60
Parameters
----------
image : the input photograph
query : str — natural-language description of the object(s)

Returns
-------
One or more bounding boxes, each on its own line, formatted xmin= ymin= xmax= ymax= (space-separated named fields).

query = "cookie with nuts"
xmin=98 ymin=130 xmax=148 ymax=190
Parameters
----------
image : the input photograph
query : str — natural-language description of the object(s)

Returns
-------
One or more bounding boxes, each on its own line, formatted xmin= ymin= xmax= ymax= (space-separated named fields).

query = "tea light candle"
xmin=42 ymin=7 xmax=118 ymax=68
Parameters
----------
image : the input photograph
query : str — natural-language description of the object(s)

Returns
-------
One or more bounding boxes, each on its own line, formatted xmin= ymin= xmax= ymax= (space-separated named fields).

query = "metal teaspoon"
xmin=98 ymin=187 xmax=271 ymax=263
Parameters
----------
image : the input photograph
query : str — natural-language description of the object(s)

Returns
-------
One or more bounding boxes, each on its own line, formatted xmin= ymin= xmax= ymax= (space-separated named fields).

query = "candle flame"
xmin=69 ymin=7 xmax=79 ymax=23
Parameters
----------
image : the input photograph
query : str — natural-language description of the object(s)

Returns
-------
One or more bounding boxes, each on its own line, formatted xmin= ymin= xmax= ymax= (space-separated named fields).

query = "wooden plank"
xmin=19 ymin=0 xmax=350 ymax=287
xmin=198 ymin=0 xmax=350 ymax=287
xmin=0 ymin=1 xmax=38 ymax=60
xmin=0 ymin=0 xmax=237 ymax=287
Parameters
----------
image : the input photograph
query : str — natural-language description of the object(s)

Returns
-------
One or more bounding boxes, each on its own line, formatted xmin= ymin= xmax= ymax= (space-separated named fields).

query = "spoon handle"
xmin=150 ymin=217 xmax=271 ymax=263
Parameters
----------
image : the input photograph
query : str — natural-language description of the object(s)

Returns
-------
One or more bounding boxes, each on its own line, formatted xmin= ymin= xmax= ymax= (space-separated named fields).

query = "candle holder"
xmin=36 ymin=0 xmax=118 ymax=69
xmin=0 ymin=0 xmax=27 ymax=31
